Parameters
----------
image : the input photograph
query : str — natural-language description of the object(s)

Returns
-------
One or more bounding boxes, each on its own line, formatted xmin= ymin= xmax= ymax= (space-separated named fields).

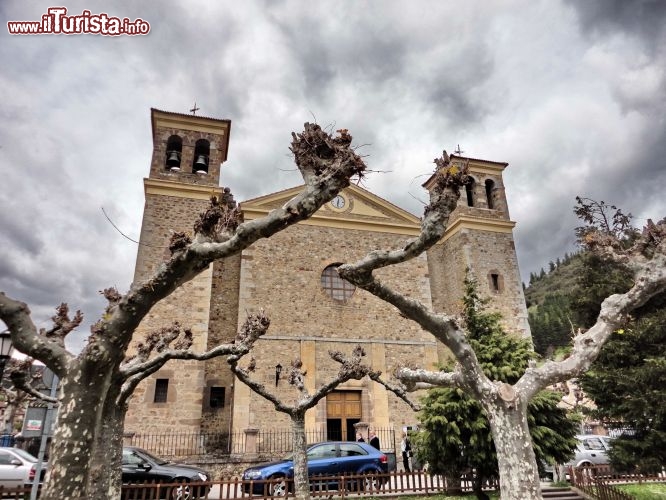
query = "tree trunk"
xmin=484 ymin=395 xmax=542 ymax=500
xmin=40 ymin=362 xmax=112 ymax=500
xmin=2 ymin=398 xmax=19 ymax=434
xmin=87 ymin=384 xmax=125 ymax=500
xmin=291 ymin=413 xmax=310 ymax=500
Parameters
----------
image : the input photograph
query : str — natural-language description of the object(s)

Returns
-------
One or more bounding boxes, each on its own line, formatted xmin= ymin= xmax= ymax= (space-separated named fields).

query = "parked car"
xmin=242 ymin=441 xmax=389 ymax=496
xmin=0 ymin=447 xmax=47 ymax=489
xmin=122 ymin=446 xmax=211 ymax=499
xmin=565 ymin=434 xmax=614 ymax=467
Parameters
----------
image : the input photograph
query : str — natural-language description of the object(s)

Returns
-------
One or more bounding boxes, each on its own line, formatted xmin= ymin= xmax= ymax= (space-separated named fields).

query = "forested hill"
xmin=524 ymin=252 xmax=586 ymax=356
xmin=524 ymin=252 xmax=584 ymax=309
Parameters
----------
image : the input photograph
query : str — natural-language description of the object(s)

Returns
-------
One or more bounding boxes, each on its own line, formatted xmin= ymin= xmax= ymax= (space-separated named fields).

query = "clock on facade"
xmin=331 ymin=195 xmax=346 ymax=209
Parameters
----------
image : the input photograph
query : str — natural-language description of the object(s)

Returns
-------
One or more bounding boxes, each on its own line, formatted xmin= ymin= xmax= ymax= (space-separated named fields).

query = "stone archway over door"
xmin=326 ymin=391 xmax=362 ymax=441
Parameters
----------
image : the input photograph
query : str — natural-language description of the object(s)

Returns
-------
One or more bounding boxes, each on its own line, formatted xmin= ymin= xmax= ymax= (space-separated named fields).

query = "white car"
xmin=565 ymin=434 xmax=613 ymax=467
xmin=0 ymin=447 xmax=47 ymax=489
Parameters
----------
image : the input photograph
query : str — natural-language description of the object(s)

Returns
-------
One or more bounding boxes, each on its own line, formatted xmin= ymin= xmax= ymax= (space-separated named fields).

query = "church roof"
xmin=422 ymin=154 xmax=508 ymax=190
xmin=240 ymin=183 xmax=422 ymax=236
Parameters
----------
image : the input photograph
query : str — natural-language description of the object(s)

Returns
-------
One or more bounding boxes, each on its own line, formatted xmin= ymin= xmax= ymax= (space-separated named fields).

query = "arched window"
xmin=321 ymin=264 xmax=355 ymax=302
xmin=485 ymin=179 xmax=495 ymax=209
xmin=193 ymin=139 xmax=210 ymax=174
xmin=465 ymin=178 xmax=476 ymax=207
xmin=165 ymin=135 xmax=182 ymax=171
xmin=488 ymin=272 xmax=504 ymax=293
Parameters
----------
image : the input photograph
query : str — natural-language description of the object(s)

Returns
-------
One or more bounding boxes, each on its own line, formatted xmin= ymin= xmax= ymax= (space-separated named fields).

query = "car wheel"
xmin=362 ymin=471 xmax=382 ymax=491
xmin=171 ymin=479 xmax=193 ymax=500
xmin=269 ymin=475 xmax=289 ymax=497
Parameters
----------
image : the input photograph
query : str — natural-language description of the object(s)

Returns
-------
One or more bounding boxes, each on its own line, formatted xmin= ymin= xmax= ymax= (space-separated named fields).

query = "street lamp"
xmin=0 ymin=330 xmax=13 ymax=381
xmin=275 ymin=363 xmax=282 ymax=386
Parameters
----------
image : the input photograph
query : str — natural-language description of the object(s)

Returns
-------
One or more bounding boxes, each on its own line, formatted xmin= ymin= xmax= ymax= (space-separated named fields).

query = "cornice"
xmin=242 ymin=206 xmax=422 ymax=236
xmin=144 ymin=178 xmax=223 ymax=200
xmin=440 ymin=215 xmax=516 ymax=243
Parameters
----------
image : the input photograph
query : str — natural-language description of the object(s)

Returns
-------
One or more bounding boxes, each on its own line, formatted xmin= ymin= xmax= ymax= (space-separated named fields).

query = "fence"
xmin=570 ymin=465 xmax=666 ymax=500
xmin=124 ymin=427 xmax=396 ymax=459
xmin=0 ymin=470 xmax=496 ymax=499
xmin=116 ymin=470 xmax=497 ymax=499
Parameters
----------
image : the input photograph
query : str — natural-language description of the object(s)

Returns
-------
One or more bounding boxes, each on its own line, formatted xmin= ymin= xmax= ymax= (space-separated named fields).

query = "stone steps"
xmin=542 ymin=486 xmax=585 ymax=499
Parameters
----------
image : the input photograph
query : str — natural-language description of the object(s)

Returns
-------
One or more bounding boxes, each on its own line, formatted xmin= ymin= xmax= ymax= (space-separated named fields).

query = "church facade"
xmin=124 ymin=109 xmax=530 ymax=448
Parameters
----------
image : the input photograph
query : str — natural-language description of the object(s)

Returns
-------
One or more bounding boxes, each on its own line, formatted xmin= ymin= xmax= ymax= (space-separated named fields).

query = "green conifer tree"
xmin=414 ymin=273 xmax=578 ymax=499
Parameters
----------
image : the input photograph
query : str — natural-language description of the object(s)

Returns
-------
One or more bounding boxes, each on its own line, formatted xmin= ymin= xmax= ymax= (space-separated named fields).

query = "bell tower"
xmin=126 ymin=109 xmax=233 ymax=434
xmin=424 ymin=155 xmax=531 ymax=342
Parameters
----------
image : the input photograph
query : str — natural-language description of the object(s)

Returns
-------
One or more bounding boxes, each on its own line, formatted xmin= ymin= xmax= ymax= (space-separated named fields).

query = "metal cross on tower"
xmin=190 ymin=102 xmax=200 ymax=115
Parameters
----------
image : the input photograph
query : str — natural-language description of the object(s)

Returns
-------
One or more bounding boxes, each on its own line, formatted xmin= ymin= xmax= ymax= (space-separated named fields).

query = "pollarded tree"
xmin=338 ymin=158 xmax=666 ymax=500
xmin=228 ymin=343 xmax=413 ymax=500
xmin=0 ymin=124 xmax=367 ymax=500
xmin=414 ymin=274 xmax=578 ymax=500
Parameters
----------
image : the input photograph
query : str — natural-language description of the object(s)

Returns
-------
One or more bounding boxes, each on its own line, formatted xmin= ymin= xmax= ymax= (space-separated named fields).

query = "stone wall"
xmin=127 ymin=190 xmax=217 ymax=433
xmin=427 ymin=228 xmax=530 ymax=337
xmin=228 ymin=223 xmax=435 ymax=435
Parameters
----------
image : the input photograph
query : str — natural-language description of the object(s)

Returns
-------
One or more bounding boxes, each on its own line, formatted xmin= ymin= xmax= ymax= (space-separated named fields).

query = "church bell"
xmin=166 ymin=150 xmax=181 ymax=170
xmin=194 ymin=154 xmax=208 ymax=173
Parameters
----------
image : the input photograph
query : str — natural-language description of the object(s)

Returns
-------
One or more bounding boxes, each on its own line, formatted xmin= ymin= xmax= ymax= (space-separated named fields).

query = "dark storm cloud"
xmin=566 ymin=0 xmax=666 ymax=47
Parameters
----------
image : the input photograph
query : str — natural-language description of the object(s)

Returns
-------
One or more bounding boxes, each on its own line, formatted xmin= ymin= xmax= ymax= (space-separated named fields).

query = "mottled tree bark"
xmin=291 ymin=412 xmax=309 ymax=500
xmin=484 ymin=397 xmax=540 ymax=499
xmin=42 ymin=360 xmax=114 ymax=499
xmin=88 ymin=383 xmax=125 ymax=500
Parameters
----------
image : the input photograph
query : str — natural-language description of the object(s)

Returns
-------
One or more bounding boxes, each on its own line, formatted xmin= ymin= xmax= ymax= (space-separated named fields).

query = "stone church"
xmin=124 ymin=108 xmax=530 ymax=448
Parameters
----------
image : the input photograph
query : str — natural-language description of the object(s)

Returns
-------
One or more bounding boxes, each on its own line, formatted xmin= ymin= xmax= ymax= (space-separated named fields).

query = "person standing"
xmin=356 ymin=432 xmax=365 ymax=442
xmin=401 ymin=432 xmax=412 ymax=472
xmin=369 ymin=430 xmax=380 ymax=450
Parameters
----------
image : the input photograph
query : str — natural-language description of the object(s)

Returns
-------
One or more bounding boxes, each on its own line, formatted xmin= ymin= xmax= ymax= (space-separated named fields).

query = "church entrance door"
xmin=326 ymin=391 xmax=361 ymax=441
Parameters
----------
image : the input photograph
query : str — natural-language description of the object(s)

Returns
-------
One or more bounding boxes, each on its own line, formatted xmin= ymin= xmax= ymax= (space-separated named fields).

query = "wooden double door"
xmin=326 ymin=391 xmax=361 ymax=441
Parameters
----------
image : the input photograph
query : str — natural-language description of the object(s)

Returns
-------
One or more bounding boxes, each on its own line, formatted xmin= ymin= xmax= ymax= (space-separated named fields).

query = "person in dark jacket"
xmin=401 ymin=432 xmax=412 ymax=472
xmin=369 ymin=430 xmax=380 ymax=450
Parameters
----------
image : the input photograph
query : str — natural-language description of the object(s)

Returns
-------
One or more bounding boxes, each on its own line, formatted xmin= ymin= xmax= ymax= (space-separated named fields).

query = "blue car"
xmin=242 ymin=441 xmax=389 ymax=496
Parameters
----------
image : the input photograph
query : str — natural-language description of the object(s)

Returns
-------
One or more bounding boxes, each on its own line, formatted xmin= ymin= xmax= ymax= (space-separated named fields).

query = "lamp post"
xmin=275 ymin=363 xmax=282 ymax=386
xmin=0 ymin=330 xmax=13 ymax=381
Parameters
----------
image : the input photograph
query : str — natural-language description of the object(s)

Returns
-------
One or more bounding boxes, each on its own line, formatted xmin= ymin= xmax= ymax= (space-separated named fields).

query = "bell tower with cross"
xmin=126 ymin=108 xmax=235 ymax=434
xmin=423 ymin=153 xmax=531 ymax=342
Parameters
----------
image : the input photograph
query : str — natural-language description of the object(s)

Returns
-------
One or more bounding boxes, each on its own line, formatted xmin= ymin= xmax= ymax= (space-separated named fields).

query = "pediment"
xmin=240 ymin=184 xmax=420 ymax=235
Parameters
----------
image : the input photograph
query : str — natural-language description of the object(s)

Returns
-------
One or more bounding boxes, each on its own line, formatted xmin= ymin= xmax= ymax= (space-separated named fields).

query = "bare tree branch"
xmin=8 ymin=370 xmax=58 ymax=404
xmin=517 ymin=218 xmax=666 ymax=399
xmin=368 ymin=371 xmax=422 ymax=412
xmin=0 ymin=296 xmax=73 ymax=377
xmin=119 ymin=312 xmax=271 ymax=404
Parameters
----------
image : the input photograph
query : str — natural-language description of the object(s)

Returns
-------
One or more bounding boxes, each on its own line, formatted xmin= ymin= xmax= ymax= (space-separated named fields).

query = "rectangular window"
xmin=491 ymin=273 xmax=500 ymax=292
xmin=209 ymin=386 xmax=225 ymax=408
xmin=154 ymin=378 xmax=169 ymax=403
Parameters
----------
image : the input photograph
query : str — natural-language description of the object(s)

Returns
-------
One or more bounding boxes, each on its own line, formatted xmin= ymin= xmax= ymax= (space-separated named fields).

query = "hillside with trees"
xmin=525 ymin=202 xmax=666 ymax=473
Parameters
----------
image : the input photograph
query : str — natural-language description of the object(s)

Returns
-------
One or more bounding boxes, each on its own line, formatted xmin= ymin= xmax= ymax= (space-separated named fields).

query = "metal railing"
xmin=124 ymin=427 xmax=396 ymax=459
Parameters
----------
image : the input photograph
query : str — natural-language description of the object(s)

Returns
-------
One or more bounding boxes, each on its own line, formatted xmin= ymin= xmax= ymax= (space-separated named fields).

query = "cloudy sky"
xmin=1 ymin=0 xmax=664 ymax=349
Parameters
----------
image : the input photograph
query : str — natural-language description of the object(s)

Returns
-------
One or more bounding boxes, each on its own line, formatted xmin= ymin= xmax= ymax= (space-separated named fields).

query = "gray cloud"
xmin=1 ymin=0 xmax=665 ymax=350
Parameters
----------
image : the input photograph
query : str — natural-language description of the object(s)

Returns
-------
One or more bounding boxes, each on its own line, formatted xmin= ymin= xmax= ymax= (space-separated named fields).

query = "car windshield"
xmin=134 ymin=448 xmax=169 ymax=465
xmin=10 ymin=448 xmax=39 ymax=463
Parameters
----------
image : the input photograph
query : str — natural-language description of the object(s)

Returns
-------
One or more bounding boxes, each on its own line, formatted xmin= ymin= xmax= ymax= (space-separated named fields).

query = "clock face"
xmin=331 ymin=195 xmax=345 ymax=209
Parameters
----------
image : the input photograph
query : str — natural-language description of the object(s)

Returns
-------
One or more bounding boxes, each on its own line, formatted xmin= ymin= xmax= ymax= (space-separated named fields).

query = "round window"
xmin=321 ymin=264 xmax=355 ymax=302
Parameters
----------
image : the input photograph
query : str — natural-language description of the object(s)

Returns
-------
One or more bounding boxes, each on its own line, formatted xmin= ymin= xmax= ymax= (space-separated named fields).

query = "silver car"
xmin=0 ymin=447 xmax=47 ymax=489
xmin=566 ymin=434 xmax=613 ymax=467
